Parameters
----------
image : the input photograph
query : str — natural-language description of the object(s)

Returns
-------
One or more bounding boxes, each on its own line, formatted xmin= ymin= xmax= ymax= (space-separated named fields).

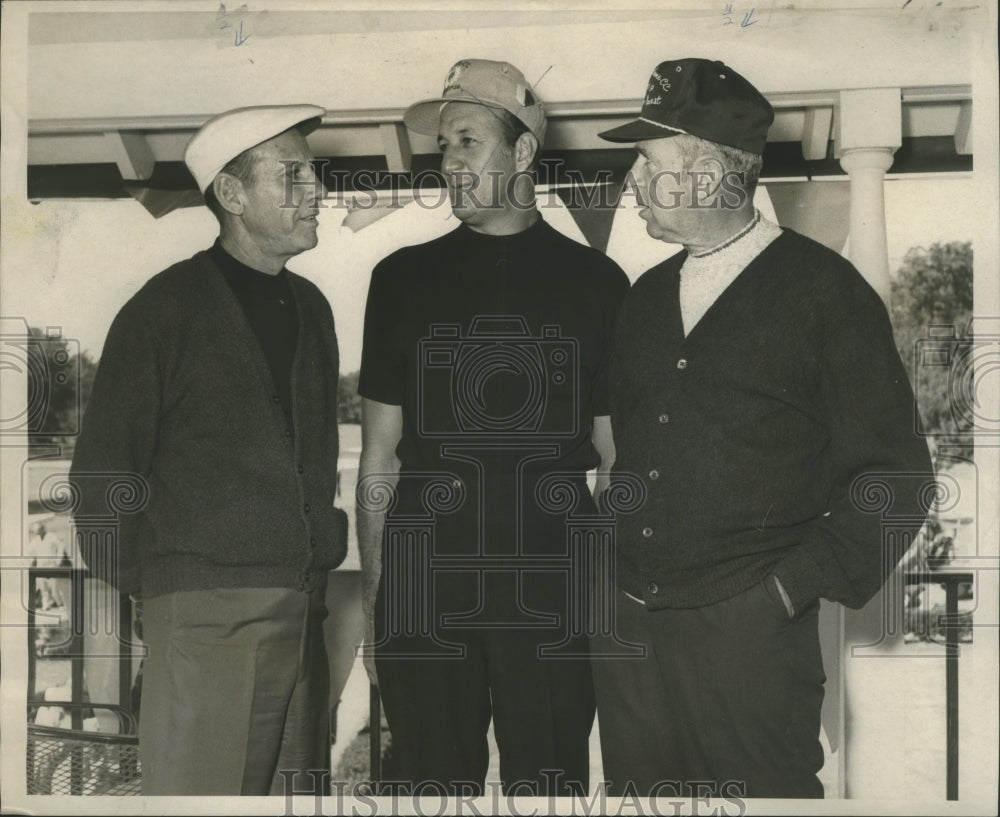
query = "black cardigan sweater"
xmin=70 ymin=250 xmax=347 ymax=598
xmin=609 ymin=229 xmax=933 ymax=613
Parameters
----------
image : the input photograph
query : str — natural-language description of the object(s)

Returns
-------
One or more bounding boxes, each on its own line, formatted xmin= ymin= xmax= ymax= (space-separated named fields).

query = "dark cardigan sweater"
xmin=70 ymin=250 xmax=347 ymax=598
xmin=609 ymin=229 xmax=933 ymax=613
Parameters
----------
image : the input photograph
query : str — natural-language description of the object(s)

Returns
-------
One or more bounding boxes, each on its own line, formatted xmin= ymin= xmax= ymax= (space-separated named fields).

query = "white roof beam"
xmin=801 ymin=107 xmax=834 ymax=161
xmin=379 ymin=123 xmax=412 ymax=173
xmin=103 ymin=130 xmax=155 ymax=180
xmin=954 ymin=100 xmax=972 ymax=156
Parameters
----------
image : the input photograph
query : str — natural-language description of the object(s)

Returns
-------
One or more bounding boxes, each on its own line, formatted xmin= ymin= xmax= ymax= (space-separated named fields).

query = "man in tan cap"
xmin=590 ymin=58 xmax=933 ymax=798
xmin=357 ymin=59 xmax=628 ymax=795
xmin=70 ymin=105 xmax=347 ymax=795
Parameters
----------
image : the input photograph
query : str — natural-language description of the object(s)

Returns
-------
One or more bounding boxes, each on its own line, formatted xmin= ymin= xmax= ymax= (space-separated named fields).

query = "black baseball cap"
xmin=598 ymin=58 xmax=773 ymax=155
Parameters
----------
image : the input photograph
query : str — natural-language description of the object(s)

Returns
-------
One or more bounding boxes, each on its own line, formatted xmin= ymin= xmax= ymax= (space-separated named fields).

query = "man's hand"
xmin=773 ymin=575 xmax=796 ymax=619
xmin=361 ymin=584 xmax=379 ymax=687
xmin=591 ymin=415 xmax=616 ymax=508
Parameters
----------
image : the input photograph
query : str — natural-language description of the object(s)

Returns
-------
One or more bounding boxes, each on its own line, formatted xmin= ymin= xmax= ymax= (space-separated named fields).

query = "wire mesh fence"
xmin=26 ymin=703 xmax=140 ymax=795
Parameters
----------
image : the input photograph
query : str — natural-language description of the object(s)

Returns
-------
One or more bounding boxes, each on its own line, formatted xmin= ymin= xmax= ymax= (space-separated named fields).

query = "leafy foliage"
xmin=889 ymin=241 xmax=973 ymax=463
xmin=338 ymin=370 xmax=362 ymax=424
xmin=22 ymin=327 xmax=97 ymax=456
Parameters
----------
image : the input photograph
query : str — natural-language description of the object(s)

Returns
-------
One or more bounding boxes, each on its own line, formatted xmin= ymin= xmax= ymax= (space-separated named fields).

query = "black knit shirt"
xmin=359 ymin=218 xmax=629 ymax=617
xmin=359 ymin=217 xmax=630 ymax=541
xmin=210 ymin=241 xmax=298 ymax=426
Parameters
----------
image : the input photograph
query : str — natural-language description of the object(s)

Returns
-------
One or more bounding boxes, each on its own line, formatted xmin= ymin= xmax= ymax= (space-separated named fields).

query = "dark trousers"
xmin=590 ymin=581 xmax=826 ymax=799
xmin=139 ymin=586 xmax=330 ymax=796
xmin=375 ymin=620 xmax=596 ymax=795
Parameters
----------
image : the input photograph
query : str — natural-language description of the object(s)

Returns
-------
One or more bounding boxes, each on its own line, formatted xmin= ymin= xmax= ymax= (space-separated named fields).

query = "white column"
xmin=833 ymin=89 xmax=904 ymax=799
xmin=834 ymin=88 xmax=902 ymax=308
xmin=839 ymin=147 xmax=895 ymax=305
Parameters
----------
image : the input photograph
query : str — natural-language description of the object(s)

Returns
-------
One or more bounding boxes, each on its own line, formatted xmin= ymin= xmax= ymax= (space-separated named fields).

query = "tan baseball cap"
xmin=404 ymin=59 xmax=546 ymax=143
xmin=184 ymin=104 xmax=326 ymax=193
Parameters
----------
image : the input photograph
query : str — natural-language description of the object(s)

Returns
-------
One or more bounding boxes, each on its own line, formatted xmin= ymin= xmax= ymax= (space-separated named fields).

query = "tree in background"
xmin=19 ymin=326 xmax=97 ymax=457
xmin=19 ymin=322 xmax=363 ymax=457
xmin=890 ymin=241 xmax=973 ymax=465
xmin=337 ymin=370 xmax=362 ymax=424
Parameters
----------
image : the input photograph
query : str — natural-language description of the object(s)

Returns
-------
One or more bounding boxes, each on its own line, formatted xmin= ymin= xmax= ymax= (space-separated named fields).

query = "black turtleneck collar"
xmin=453 ymin=213 xmax=548 ymax=247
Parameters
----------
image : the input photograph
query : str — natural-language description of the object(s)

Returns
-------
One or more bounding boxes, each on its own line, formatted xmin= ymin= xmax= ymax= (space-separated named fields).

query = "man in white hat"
xmin=357 ymin=59 xmax=629 ymax=795
xmin=70 ymin=105 xmax=347 ymax=795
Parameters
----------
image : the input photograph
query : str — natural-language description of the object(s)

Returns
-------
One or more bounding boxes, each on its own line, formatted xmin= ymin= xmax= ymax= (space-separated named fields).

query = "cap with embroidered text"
xmin=598 ymin=58 xmax=773 ymax=155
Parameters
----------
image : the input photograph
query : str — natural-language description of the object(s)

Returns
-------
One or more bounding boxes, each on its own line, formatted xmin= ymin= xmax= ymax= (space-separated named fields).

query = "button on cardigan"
xmin=609 ymin=229 xmax=933 ymax=613
xmin=70 ymin=250 xmax=347 ymax=598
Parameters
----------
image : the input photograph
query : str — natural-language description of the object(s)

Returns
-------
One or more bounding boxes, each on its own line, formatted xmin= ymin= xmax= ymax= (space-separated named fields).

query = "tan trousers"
xmin=138 ymin=586 xmax=330 ymax=796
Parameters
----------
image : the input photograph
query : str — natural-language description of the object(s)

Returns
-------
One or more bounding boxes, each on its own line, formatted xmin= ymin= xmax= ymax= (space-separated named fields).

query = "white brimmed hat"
xmin=404 ymin=59 xmax=546 ymax=143
xmin=184 ymin=104 xmax=326 ymax=193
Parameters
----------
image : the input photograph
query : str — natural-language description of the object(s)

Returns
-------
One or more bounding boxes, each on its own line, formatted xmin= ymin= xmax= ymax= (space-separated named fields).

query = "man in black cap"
xmin=71 ymin=105 xmax=347 ymax=795
xmin=590 ymin=58 xmax=933 ymax=798
xmin=357 ymin=58 xmax=628 ymax=795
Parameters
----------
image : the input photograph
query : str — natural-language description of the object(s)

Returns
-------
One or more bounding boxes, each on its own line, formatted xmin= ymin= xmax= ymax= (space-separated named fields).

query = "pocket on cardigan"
xmin=760 ymin=575 xmax=795 ymax=622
